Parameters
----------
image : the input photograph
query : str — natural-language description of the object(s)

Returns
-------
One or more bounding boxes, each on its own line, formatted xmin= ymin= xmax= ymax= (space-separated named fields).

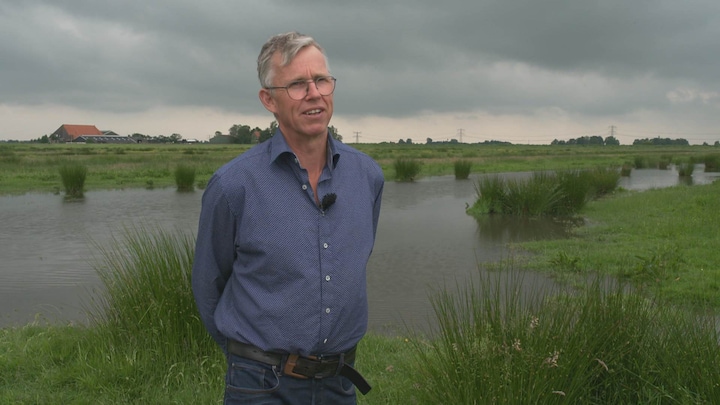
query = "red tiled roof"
xmin=62 ymin=124 xmax=103 ymax=138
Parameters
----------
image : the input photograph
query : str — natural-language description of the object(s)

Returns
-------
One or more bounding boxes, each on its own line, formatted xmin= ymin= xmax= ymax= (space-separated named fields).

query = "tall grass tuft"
xmin=394 ymin=158 xmax=422 ymax=182
xmin=703 ymin=153 xmax=720 ymax=172
xmin=620 ymin=163 xmax=632 ymax=177
xmin=408 ymin=265 xmax=720 ymax=403
xmin=453 ymin=159 xmax=473 ymax=180
xmin=59 ymin=163 xmax=87 ymax=199
xmin=470 ymin=168 xmax=619 ymax=217
xmin=174 ymin=164 xmax=196 ymax=191
xmin=587 ymin=166 xmax=621 ymax=197
xmin=677 ymin=161 xmax=695 ymax=177
xmin=86 ymin=226 xmax=216 ymax=365
xmin=658 ymin=154 xmax=673 ymax=169
xmin=504 ymin=172 xmax=563 ymax=216
xmin=633 ymin=156 xmax=648 ymax=169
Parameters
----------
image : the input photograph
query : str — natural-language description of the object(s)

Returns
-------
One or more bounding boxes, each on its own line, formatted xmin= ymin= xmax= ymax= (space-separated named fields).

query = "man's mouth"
xmin=303 ymin=109 xmax=322 ymax=116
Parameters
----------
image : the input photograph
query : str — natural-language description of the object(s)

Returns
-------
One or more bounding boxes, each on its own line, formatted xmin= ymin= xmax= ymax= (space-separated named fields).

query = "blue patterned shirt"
xmin=192 ymin=131 xmax=384 ymax=357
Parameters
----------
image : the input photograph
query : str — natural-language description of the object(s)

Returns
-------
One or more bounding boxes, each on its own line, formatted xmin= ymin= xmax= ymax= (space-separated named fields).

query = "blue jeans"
xmin=223 ymin=353 xmax=357 ymax=405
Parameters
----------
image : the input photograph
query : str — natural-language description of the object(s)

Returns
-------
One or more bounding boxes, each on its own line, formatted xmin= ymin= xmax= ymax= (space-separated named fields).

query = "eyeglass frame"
xmin=264 ymin=76 xmax=337 ymax=100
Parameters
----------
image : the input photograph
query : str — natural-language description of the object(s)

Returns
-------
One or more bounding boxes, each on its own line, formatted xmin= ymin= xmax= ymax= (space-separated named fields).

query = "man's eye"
xmin=288 ymin=81 xmax=306 ymax=90
xmin=316 ymin=77 xmax=330 ymax=84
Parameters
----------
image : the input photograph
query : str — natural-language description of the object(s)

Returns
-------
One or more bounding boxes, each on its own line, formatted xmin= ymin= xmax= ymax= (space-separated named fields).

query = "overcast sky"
xmin=2 ymin=0 xmax=719 ymax=144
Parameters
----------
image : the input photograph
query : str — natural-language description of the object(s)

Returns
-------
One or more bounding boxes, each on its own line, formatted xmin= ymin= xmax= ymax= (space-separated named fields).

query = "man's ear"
xmin=259 ymin=89 xmax=277 ymax=114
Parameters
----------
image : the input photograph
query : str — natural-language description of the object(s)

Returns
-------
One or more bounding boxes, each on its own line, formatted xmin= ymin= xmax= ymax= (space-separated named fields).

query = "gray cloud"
xmin=1 ymin=0 xmax=719 ymax=140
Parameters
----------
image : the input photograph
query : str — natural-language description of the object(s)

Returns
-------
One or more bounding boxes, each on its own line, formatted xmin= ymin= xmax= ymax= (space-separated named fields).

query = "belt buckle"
xmin=283 ymin=354 xmax=310 ymax=379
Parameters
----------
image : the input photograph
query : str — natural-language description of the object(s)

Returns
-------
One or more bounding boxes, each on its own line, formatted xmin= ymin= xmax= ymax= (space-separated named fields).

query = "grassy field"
xmin=516 ymin=179 xmax=720 ymax=308
xmin=1 ymin=142 xmax=717 ymax=195
xmin=2 ymin=142 xmax=720 ymax=403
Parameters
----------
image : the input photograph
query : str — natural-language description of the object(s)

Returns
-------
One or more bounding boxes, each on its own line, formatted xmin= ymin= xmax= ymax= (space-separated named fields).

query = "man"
xmin=192 ymin=32 xmax=384 ymax=404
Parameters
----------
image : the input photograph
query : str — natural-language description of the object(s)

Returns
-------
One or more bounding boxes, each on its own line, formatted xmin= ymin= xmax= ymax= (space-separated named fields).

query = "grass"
xmin=677 ymin=161 xmax=696 ymax=177
xmin=58 ymin=163 xmax=87 ymax=198
xmin=518 ymin=180 xmax=720 ymax=307
xmin=469 ymin=168 xmax=620 ymax=217
xmin=453 ymin=159 xmax=473 ymax=180
xmin=410 ymin=267 xmax=720 ymax=403
xmin=393 ymin=158 xmax=422 ymax=181
xmin=174 ymin=164 xmax=196 ymax=192
xmin=1 ymin=143 xmax=718 ymax=195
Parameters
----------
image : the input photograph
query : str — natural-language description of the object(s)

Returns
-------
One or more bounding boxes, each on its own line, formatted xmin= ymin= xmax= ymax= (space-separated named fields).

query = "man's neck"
xmin=282 ymin=131 xmax=328 ymax=174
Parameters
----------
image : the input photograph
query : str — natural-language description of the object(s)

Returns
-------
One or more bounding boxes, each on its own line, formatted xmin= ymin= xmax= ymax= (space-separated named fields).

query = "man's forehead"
xmin=272 ymin=47 xmax=328 ymax=77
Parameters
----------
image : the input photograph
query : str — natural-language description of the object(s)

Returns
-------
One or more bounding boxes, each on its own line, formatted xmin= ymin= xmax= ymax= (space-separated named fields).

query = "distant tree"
xmin=604 ymin=135 xmax=620 ymax=146
xmin=131 ymin=133 xmax=146 ymax=141
xmin=169 ymin=133 xmax=183 ymax=143
xmin=426 ymin=137 xmax=433 ymax=144
xmin=633 ymin=137 xmax=689 ymax=146
xmin=715 ymin=141 xmax=720 ymax=147
xmin=230 ymin=124 xmax=253 ymax=144
xmin=215 ymin=131 xmax=222 ymax=137
xmin=258 ymin=120 xmax=277 ymax=143
xmin=328 ymin=125 xmax=342 ymax=142
xmin=406 ymin=138 xmax=413 ymax=144
xmin=398 ymin=139 xmax=405 ymax=144
xmin=39 ymin=134 xmax=49 ymax=143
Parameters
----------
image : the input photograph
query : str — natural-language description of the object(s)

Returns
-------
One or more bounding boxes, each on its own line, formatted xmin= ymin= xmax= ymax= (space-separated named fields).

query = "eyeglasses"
xmin=265 ymin=76 xmax=336 ymax=100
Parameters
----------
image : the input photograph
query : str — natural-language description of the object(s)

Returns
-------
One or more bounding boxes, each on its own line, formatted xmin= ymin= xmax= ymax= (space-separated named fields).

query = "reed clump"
xmin=174 ymin=164 xmax=196 ymax=192
xmin=703 ymin=153 xmax=720 ymax=172
xmin=677 ymin=161 xmax=695 ymax=177
xmin=620 ymin=163 xmax=632 ymax=177
xmin=470 ymin=168 xmax=619 ymax=217
xmin=408 ymin=267 xmax=720 ymax=404
xmin=453 ymin=159 xmax=473 ymax=180
xmin=394 ymin=158 xmax=422 ymax=182
xmin=58 ymin=163 xmax=87 ymax=199
xmin=87 ymin=226 xmax=217 ymax=365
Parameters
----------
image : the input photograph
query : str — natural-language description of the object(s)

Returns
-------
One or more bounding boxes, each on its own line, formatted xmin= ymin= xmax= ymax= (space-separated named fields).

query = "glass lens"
xmin=287 ymin=81 xmax=308 ymax=100
xmin=281 ymin=77 xmax=335 ymax=100
xmin=315 ymin=77 xmax=335 ymax=95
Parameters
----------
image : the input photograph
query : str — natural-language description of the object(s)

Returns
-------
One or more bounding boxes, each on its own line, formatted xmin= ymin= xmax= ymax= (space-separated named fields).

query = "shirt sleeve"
xmin=191 ymin=174 xmax=237 ymax=349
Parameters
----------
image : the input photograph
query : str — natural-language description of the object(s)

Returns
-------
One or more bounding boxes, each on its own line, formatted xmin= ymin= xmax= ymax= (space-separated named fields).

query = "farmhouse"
xmin=51 ymin=124 xmax=136 ymax=144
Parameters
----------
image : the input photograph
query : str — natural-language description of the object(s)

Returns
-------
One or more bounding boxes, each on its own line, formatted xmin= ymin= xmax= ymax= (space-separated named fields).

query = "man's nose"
xmin=305 ymin=81 xmax=322 ymax=98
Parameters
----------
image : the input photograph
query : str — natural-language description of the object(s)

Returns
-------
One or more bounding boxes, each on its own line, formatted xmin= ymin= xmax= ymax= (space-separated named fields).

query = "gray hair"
xmin=257 ymin=32 xmax=329 ymax=88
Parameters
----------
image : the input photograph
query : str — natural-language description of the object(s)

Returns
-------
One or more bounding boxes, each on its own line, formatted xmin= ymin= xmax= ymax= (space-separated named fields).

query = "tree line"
xmin=28 ymin=121 xmax=343 ymax=144
xmin=212 ymin=121 xmax=342 ymax=144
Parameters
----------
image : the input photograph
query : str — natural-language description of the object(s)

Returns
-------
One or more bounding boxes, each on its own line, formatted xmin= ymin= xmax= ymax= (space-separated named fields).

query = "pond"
xmin=1 ymin=167 xmax=717 ymax=332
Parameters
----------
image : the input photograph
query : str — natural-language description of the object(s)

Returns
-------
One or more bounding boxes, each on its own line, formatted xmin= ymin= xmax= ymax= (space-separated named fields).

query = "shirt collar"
xmin=269 ymin=129 xmax=341 ymax=170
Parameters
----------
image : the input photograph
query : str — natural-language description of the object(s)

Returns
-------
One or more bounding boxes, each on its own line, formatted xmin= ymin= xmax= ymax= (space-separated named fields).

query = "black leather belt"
xmin=226 ymin=339 xmax=372 ymax=395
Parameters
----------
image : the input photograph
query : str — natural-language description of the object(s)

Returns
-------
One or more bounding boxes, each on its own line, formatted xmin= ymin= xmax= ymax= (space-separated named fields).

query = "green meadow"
xmin=2 ymin=142 xmax=720 ymax=403
xmin=1 ymin=142 xmax=718 ymax=195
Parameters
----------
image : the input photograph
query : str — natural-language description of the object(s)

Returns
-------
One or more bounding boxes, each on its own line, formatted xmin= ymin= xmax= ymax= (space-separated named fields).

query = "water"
xmin=1 ymin=167 xmax=717 ymax=331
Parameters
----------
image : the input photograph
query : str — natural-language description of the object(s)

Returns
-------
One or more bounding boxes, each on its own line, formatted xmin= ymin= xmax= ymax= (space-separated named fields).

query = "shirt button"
xmin=323 ymin=339 xmax=328 ymax=344
xmin=323 ymin=243 xmax=329 ymax=249
xmin=302 ymin=184 xmax=308 ymax=191
xmin=325 ymin=308 xmax=331 ymax=314
xmin=325 ymin=275 xmax=331 ymax=282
